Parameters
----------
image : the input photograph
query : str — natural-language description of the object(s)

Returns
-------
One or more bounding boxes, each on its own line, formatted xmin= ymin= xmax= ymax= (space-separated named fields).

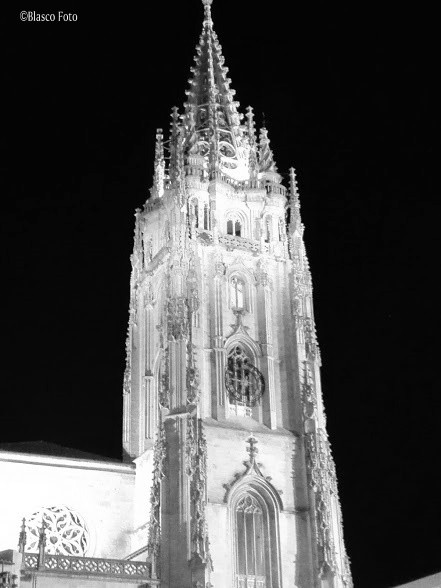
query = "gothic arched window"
xmin=278 ymin=217 xmax=284 ymax=241
xmin=190 ymin=199 xmax=199 ymax=228
xmin=225 ymin=346 xmax=264 ymax=407
xmin=203 ymin=203 xmax=209 ymax=230
xmin=264 ymin=216 xmax=272 ymax=243
xmin=226 ymin=212 xmax=246 ymax=238
xmin=231 ymin=484 xmax=282 ymax=588
xmin=235 ymin=494 xmax=266 ymax=583
xmin=230 ymin=276 xmax=245 ymax=309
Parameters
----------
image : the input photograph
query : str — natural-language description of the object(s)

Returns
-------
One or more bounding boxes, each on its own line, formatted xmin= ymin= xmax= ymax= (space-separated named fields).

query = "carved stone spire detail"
xmin=258 ymin=126 xmax=278 ymax=174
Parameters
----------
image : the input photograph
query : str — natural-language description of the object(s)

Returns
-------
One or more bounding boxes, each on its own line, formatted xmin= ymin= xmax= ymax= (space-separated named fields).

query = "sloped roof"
xmin=0 ymin=440 xmax=120 ymax=463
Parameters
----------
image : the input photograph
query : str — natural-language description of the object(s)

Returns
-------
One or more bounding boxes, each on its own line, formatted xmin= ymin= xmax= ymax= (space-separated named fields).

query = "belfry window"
xmin=225 ymin=346 xmax=264 ymax=408
xmin=226 ymin=214 xmax=244 ymax=238
xmin=235 ymin=494 xmax=266 ymax=586
xmin=230 ymin=277 xmax=245 ymax=309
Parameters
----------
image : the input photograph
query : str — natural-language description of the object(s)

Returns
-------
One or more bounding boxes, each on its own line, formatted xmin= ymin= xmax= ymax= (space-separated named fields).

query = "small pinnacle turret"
xmin=289 ymin=167 xmax=302 ymax=232
xmin=258 ymin=126 xmax=278 ymax=174
xmin=152 ymin=129 xmax=165 ymax=198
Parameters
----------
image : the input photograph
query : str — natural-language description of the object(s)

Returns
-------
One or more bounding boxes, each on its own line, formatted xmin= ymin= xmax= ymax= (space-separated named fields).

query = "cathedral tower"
xmin=122 ymin=1 xmax=352 ymax=586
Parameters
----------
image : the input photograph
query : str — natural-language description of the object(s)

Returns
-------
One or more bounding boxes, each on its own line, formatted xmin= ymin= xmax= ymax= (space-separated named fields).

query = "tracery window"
xmin=236 ymin=494 xmax=266 ymax=587
xmin=225 ymin=346 xmax=264 ymax=408
xmin=24 ymin=506 xmax=90 ymax=556
xmin=230 ymin=276 xmax=245 ymax=309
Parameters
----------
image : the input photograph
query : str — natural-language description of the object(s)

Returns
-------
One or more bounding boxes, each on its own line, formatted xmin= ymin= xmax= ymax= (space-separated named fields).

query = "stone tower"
xmin=122 ymin=1 xmax=352 ymax=587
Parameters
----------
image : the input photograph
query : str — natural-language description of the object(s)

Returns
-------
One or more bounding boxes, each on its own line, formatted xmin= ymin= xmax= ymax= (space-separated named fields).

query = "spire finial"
xmin=202 ymin=0 xmax=213 ymax=26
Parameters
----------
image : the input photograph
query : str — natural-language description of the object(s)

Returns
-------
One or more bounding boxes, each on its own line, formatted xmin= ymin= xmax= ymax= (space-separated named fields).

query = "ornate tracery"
xmin=235 ymin=494 xmax=266 ymax=586
xmin=225 ymin=345 xmax=264 ymax=408
xmin=24 ymin=506 xmax=90 ymax=556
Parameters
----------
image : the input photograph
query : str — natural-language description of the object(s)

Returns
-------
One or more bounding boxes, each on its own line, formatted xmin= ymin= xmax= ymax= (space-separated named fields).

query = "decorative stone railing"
xmin=219 ymin=234 xmax=260 ymax=253
xmin=23 ymin=553 xmax=160 ymax=583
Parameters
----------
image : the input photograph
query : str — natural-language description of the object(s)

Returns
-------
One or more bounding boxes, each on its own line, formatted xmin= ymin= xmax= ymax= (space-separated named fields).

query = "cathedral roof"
xmin=0 ymin=440 xmax=120 ymax=463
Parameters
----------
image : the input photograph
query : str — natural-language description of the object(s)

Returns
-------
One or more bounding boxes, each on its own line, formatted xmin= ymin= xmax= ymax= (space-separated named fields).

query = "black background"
xmin=2 ymin=3 xmax=440 ymax=587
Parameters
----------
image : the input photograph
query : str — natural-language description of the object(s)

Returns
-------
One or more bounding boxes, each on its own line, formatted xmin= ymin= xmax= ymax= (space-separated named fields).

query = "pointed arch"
xmin=225 ymin=262 xmax=255 ymax=313
xmin=227 ymin=468 xmax=283 ymax=588
xmin=225 ymin=209 xmax=248 ymax=238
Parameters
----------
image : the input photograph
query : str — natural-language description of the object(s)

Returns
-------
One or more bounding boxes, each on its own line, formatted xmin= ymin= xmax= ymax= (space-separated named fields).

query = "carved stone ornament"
xmin=187 ymin=340 xmax=200 ymax=405
xmin=304 ymin=317 xmax=318 ymax=360
xmin=186 ymin=417 xmax=212 ymax=567
xmin=148 ymin=423 xmax=167 ymax=566
xmin=304 ymin=427 xmax=354 ymax=584
xmin=25 ymin=506 xmax=90 ymax=556
xmin=223 ymin=436 xmax=283 ymax=503
xmin=159 ymin=348 xmax=170 ymax=409
xmin=167 ymin=296 xmax=189 ymax=340
xmin=214 ymin=261 xmax=225 ymax=277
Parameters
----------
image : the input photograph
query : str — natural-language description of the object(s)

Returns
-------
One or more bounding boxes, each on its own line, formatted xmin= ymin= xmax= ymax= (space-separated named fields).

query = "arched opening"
xmin=225 ymin=345 xmax=264 ymax=408
xmin=203 ymin=203 xmax=209 ymax=230
xmin=235 ymin=494 xmax=266 ymax=582
xmin=227 ymin=219 xmax=234 ymax=235
xmin=235 ymin=220 xmax=242 ymax=237
xmin=231 ymin=483 xmax=282 ymax=588
xmin=278 ymin=217 xmax=284 ymax=241
xmin=230 ymin=276 xmax=245 ymax=310
xmin=264 ymin=216 xmax=271 ymax=243
xmin=190 ymin=199 xmax=199 ymax=228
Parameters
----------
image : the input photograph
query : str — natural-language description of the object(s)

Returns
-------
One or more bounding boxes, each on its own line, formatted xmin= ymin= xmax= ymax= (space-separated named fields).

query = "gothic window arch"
xmin=278 ymin=217 xmax=285 ymax=241
xmin=203 ymin=203 xmax=210 ymax=230
xmin=225 ymin=344 xmax=264 ymax=409
xmin=226 ymin=211 xmax=247 ymax=238
xmin=230 ymin=484 xmax=282 ymax=588
xmin=230 ymin=276 xmax=246 ymax=310
xmin=264 ymin=216 xmax=272 ymax=243
xmin=190 ymin=198 xmax=199 ymax=228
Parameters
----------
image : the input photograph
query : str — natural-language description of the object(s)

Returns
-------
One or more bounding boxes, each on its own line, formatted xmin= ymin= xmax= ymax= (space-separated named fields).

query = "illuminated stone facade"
xmin=0 ymin=1 xmax=352 ymax=587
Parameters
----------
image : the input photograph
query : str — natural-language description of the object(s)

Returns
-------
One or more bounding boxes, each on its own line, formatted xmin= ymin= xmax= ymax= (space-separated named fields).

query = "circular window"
xmin=25 ymin=505 xmax=90 ymax=556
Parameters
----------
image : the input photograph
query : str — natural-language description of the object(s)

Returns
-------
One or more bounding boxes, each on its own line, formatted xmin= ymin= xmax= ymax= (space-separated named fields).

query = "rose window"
xmin=25 ymin=505 xmax=90 ymax=556
xmin=225 ymin=346 xmax=264 ymax=407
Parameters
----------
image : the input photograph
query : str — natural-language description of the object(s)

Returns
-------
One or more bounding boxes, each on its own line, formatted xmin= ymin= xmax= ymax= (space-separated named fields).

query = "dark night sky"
xmin=2 ymin=3 xmax=440 ymax=587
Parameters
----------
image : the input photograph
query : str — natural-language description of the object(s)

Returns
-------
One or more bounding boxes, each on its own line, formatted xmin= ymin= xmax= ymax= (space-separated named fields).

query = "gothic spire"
xmin=258 ymin=125 xmax=278 ymax=174
xmin=183 ymin=0 xmax=241 ymax=149
xmin=152 ymin=129 xmax=165 ymax=198
xmin=245 ymin=106 xmax=258 ymax=177
xmin=169 ymin=107 xmax=182 ymax=186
